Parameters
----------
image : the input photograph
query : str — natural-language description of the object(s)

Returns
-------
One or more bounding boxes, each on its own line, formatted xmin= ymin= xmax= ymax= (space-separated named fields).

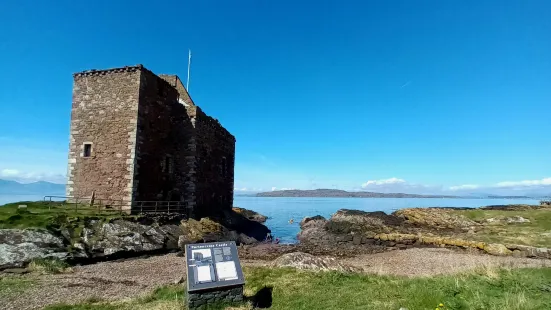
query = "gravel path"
xmin=342 ymin=247 xmax=551 ymax=277
xmin=3 ymin=254 xmax=187 ymax=310
xmin=2 ymin=249 xmax=551 ymax=310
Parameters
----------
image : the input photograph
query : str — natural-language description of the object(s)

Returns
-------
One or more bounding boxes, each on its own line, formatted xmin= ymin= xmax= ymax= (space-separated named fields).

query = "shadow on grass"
xmin=248 ymin=285 xmax=273 ymax=308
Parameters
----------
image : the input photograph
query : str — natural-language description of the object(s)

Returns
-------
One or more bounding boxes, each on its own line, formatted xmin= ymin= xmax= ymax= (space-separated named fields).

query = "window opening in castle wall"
xmin=83 ymin=143 xmax=92 ymax=157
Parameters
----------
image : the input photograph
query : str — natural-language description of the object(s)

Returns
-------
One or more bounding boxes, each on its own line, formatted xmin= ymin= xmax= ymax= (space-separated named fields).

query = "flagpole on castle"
xmin=187 ymin=49 xmax=192 ymax=91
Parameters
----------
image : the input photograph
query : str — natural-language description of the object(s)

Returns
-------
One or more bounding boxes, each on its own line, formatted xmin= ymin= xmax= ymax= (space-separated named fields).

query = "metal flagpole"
xmin=187 ymin=49 xmax=191 ymax=91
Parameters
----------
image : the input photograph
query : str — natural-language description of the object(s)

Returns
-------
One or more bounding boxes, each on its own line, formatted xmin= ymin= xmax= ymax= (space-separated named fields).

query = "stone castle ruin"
xmin=66 ymin=65 xmax=235 ymax=217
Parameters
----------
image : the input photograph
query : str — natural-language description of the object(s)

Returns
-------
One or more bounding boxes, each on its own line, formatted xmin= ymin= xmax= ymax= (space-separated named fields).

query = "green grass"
xmin=0 ymin=276 xmax=35 ymax=299
xmin=0 ymin=201 xmax=130 ymax=229
xmin=44 ymin=285 xmax=240 ymax=310
xmin=43 ymin=267 xmax=551 ymax=310
xmin=453 ymin=209 xmax=551 ymax=248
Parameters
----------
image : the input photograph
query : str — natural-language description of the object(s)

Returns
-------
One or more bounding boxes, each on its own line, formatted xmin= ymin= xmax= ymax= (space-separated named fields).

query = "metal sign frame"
xmin=185 ymin=241 xmax=245 ymax=292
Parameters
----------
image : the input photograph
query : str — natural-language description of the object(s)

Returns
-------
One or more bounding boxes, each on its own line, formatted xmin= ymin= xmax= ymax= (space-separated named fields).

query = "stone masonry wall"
xmin=194 ymin=107 xmax=236 ymax=217
xmin=187 ymin=285 xmax=244 ymax=309
xmin=66 ymin=67 xmax=142 ymax=207
xmin=133 ymin=69 xmax=195 ymax=211
xmin=68 ymin=65 xmax=235 ymax=217
xmin=158 ymin=74 xmax=195 ymax=107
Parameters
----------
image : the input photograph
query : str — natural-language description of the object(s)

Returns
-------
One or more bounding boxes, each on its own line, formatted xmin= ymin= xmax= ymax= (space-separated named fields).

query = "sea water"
xmin=233 ymin=196 xmax=539 ymax=244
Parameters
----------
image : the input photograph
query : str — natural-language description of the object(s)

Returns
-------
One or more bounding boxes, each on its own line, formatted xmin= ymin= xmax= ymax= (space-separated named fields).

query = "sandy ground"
xmin=2 ymin=249 xmax=551 ymax=310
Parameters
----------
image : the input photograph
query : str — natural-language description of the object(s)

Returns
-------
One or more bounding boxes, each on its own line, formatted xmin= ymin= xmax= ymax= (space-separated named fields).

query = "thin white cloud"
xmin=448 ymin=184 xmax=479 ymax=191
xmin=361 ymin=178 xmax=405 ymax=188
xmin=495 ymin=177 xmax=551 ymax=188
xmin=271 ymin=187 xmax=294 ymax=191
xmin=0 ymin=169 xmax=19 ymax=177
xmin=234 ymin=187 xmax=264 ymax=192
xmin=0 ymin=168 xmax=66 ymax=184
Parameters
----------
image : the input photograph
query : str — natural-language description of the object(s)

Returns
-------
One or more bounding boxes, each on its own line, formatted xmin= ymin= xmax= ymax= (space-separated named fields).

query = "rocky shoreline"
xmin=2 ymin=204 xmax=551 ymax=272
xmin=0 ymin=208 xmax=270 ymax=270
xmin=295 ymin=206 xmax=551 ymax=259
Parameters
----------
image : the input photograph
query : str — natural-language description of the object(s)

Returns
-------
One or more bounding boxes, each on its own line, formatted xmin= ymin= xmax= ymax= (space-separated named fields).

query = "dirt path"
xmin=2 ymin=249 xmax=551 ymax=310
xmin=342 ymin=247 xmax=551 ymax=277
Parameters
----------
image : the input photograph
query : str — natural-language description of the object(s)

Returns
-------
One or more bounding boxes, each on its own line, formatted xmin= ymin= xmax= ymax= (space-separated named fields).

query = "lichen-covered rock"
xmin=81 ymin=220 xmax=169 ymax=256
xmin=393 ymin=208 xmax=477 ymax=230
xmin=486 ymin=216 xmax=531 ymax=224
xmin=271 ymin=252 xmax=360 ymax=272
xmin=505 ymin=244 xmax=550 ymax=259
xmin=177 ymin=217 xmax=263 ymax=248
xmin=232 ymin=207 xmax=267 ymax=223
xmin=484 ymin=243 xmax=513 ymax=256
xmin=0 ymin=229 xmax=67 ymax=269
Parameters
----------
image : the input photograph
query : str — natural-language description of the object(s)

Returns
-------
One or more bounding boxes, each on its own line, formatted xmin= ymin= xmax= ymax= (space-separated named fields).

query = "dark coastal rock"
xmin=328 ymin=209 xmax=404 ymax=234
xmin=300 ymin=215 xmax=327 ymax=229
xmin=219 ymin=209 xmax=271 ymax=242
xmin=232 ymin=207 xmax=268 ymax=223
xmin=0 ymin=229 xmax=67 ymax=269
xmin=296 ymin=210 xmax=397 ymax=257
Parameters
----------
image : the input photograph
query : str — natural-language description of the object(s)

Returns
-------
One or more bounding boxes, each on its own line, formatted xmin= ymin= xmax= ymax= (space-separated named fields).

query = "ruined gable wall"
xmin=158 ymin=74 xmax=195 ymax=106
xmin=194 ymin=107 xmax=236 ymax=217
xmin=133 ymin=69 xmax=195 ymax=211
xmin=66 ymin=67 xmax=142 ymax=207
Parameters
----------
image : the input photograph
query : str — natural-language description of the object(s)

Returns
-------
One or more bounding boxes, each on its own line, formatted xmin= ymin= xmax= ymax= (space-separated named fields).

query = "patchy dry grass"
xmin=43 ymin=266 xmax=551 ymax=310
xmin=0 ymin=276 xmax=35 ymax=299
xmin=453 ymin=208 xmax=551 ymax=248
xmin=28 ymin=258 xmax=73 ymax=274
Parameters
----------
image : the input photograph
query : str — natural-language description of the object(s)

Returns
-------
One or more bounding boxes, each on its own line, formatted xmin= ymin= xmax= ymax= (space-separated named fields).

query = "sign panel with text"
xmin=185 ymin=241 xmax=245 ymax=292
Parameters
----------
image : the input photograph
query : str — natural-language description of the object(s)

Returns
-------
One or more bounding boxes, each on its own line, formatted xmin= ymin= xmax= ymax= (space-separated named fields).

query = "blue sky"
xmin=1 ymin=1 xmax=550 ymax=195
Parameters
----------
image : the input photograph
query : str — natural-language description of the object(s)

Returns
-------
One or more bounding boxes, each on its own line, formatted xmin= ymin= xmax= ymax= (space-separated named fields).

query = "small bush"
xmin=28 ymin=258 xmax=72 ymax=274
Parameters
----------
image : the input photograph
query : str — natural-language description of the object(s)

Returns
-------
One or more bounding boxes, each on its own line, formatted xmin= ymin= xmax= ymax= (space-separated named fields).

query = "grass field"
xmin=0 ymin=201 xmax=127 ymax=229
xmin=453 ymin=208 xmax=551 ymax=248
xmin=42 ymin=266 xmax=551 ymax=310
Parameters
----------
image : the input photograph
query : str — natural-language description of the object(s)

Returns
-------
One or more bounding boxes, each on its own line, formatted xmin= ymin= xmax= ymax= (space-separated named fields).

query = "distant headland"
xmin=255 ymin=189 xmax=532 ymax=199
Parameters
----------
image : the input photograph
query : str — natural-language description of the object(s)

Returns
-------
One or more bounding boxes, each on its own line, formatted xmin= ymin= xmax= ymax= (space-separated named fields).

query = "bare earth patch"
xmin=2 ymin=249 xmax=551 ymax=310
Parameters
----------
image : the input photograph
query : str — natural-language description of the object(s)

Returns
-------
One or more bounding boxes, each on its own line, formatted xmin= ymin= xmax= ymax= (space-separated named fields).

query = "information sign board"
xmin=185 ymin=241 xmax=245 ymax=292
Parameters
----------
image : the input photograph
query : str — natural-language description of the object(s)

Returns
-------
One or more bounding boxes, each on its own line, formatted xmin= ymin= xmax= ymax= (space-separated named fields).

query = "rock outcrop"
xmin=0 ymin=208 xmax=270 ymax=270
xmin=0 ymin=229 xmax=67 ymax=269
xmin=297 ymin=208 xmax=551 ymax=259
xmin=232 ymin=207 xmax=267 ymax=223
xmin=486 ymin=216 xmax=531 ymax=224
xmin=393 ymin=208 xmax=478 ymax=230
xmin=297 ymin=211 xmax=390 ymax=256
xmin=271 ymin=252 xmax=360 ymax=272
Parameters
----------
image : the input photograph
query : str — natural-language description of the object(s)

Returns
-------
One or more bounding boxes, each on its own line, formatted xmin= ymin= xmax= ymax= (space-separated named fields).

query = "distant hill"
xmin=0 ymin=179 xmax=65 ymax=195
xmin=256 ymin=189 xmax=460 ymax=198
xmin=255 ymin=189 xmax=536 ymax=199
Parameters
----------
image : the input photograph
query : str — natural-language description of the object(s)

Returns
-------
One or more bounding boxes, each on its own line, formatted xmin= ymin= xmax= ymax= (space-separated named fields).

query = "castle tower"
xmin=66 ymin=65 xmax=235 ymax=215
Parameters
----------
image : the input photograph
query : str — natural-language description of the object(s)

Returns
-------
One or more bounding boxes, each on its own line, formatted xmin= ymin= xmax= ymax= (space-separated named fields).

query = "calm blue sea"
xmin=0 ymin=195 xmax=539 ymax=244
